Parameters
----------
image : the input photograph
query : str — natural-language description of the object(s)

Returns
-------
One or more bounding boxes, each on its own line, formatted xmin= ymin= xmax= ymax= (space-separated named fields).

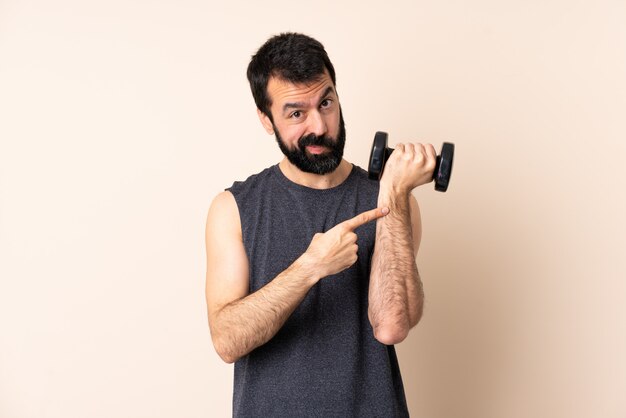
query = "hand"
xmin=380 ymin=143 xmax=437 ymax=193
xmin=300 ymin=207 xmax=389 ymax=280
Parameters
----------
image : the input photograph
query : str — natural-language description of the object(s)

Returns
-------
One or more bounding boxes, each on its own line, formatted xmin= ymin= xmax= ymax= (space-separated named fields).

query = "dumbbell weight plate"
xmin=434 ymin=142 xmax=454 ymax=192
xmin=368 ymin=131 xmax=389 ymax=180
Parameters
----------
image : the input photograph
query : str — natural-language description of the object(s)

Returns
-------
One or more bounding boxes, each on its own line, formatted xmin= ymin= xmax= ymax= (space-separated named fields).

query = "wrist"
xmin=293 ymin=253 xmax=322 ymax=285
xmin=378 ymin=183 xmax=411 ymax=205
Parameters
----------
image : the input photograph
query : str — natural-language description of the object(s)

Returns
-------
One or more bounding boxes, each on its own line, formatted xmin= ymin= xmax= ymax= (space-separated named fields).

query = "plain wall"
xmin=1 ymin=0 xmax=624 ymax=417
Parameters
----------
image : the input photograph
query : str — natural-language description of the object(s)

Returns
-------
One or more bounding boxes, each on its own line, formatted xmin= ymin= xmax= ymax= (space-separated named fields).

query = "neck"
xmin=278 ymin=158 xmax=353 ymax=189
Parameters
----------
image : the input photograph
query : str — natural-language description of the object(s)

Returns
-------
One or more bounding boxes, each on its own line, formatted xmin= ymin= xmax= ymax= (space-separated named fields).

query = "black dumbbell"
xmin=368 ymin=131 xmax=455 ymax=192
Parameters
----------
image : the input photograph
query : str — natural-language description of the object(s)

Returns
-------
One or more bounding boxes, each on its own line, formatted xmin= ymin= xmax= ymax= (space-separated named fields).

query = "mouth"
xmin=305 ymin=145 xmax=328 ymax=155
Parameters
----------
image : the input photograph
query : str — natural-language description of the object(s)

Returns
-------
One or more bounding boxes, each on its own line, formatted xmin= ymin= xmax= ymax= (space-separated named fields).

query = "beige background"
xmin=1 ymin=0 xmax=625 ymax=417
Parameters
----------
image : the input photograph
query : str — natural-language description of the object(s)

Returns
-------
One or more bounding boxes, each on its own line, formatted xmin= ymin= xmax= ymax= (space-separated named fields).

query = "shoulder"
xmin=210 ymin=165 xmax=277 ymax=231
xmin=209 ymin=190 xmax=238 ymax=212
xmin=228 ymin=166 xmax=277 ymax=197
xmin=206 ymin=191 xmax=241 ymax=238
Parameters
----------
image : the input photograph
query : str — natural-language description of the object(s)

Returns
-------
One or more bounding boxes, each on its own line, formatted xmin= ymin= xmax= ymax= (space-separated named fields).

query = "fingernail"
xmin=382 ymin=207 xmax=390 ymax=215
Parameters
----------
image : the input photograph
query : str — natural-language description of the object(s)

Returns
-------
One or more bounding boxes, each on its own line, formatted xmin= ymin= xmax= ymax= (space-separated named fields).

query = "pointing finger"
xmin=340 ymin=207 xmax=389 ymax=231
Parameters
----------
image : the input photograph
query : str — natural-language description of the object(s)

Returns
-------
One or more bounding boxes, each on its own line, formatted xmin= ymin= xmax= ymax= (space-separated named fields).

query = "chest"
xmin=240 ymin=185 xmax=377 ymax=291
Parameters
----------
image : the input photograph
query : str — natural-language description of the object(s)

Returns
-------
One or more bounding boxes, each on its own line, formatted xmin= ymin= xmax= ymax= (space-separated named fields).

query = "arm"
xmin=368 ymin=143 xmax=436 ymax=345
xmin=205 ymin=191 xmax=317 ymax=363
xmin=205 ymin=191 xmax=387 ymax=363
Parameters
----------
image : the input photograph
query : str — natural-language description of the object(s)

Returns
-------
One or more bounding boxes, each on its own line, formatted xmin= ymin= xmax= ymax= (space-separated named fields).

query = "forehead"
xmin=267 ymin=72 xmax=335 ymax=108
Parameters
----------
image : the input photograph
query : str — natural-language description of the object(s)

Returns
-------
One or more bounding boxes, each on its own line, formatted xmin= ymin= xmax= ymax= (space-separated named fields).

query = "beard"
xmin=273 ymin=113 xmax=346 ymax=175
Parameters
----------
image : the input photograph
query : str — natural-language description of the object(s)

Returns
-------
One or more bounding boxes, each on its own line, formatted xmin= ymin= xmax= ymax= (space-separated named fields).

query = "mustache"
xmin=298 ymin=133 xmax=336 ymax=149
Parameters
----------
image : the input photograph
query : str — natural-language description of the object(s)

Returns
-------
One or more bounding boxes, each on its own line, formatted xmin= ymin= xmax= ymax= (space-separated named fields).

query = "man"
xmin=205 ymin=33 xmax=437 ymax=417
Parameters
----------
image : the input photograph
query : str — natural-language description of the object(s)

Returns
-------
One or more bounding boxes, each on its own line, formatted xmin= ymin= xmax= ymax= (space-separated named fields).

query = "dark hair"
xmin=246 ymin=33 xmax=337 ymax=120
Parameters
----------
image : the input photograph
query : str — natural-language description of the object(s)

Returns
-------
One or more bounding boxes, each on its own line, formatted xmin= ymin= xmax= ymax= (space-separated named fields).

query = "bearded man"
xmin=205 ymin=32 xmax=437 ymax=417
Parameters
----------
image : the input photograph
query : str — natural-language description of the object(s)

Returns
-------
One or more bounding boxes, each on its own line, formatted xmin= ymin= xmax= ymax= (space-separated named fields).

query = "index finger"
xmin=340 ymin=207 xmax=389 ymax=231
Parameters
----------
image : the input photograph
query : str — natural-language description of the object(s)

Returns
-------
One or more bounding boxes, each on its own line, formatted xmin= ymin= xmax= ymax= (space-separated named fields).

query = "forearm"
xmin=368 ymin=187 xmax=424 ymax=344
xmin=207 ymin=198 xmax=388 ymax=362
xmin=211 ymin=257 xmax=318 ymax=363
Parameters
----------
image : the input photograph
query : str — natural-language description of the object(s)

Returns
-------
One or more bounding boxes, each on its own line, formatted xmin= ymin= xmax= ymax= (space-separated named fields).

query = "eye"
xmin=290 ymin=110 xmax=302 ymax=119
xmin=320 ymin=99 xmax=332 ymax=109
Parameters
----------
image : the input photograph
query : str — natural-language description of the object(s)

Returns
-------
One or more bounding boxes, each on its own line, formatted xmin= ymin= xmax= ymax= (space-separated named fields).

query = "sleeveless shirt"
xmin=226 ymin=164 xmax=409 ymax=417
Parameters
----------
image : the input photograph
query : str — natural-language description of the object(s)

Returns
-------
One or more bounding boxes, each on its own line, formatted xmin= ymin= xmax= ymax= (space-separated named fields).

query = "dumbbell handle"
xmin=382 ymin=146 xmax=445 ymax=178
xmin=368 ymin=131 xmax=454 ymax=192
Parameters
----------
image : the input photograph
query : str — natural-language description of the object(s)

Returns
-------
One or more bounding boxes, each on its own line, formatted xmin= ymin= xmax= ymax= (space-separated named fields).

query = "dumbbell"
xmin=368 ymin=131 xmax=455 ymax=192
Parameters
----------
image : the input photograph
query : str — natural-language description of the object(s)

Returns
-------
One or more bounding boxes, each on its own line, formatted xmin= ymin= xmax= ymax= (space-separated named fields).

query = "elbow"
xmin=219 ymin=355 xmax=238 ymax=365
xmin=372 ymin=323 xmax=410 ymax=345
xmin=210 ymin=331 xmax=240 ymax=364
xmin=369 ymin=303 xmax=422 ymax=345
xmin=215 ymin=347 xmax=238 ymax=364
xmin=213 ymin=341 xmax=239 ymax=364
xmin=371 ymin=299 xmax=423 ymax=344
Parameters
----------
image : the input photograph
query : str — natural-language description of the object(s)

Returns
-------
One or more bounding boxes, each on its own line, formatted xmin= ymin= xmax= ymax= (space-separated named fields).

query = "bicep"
xmin=205 ymin=191 xmax=249 ymax=324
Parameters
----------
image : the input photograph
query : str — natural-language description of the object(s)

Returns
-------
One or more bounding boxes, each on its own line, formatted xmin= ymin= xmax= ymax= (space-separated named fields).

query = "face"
xmin=258 ymin=72 xmax=345 ymax=174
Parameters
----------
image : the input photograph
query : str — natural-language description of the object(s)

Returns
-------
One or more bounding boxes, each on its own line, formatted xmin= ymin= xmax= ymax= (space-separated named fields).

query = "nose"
xmin=307 ymin=110 xmax=327 ymax=138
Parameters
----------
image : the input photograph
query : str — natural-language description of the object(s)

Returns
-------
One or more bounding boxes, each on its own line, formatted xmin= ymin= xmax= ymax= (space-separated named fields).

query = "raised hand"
xmin=380 ymin=143 xmax=437 ymax=193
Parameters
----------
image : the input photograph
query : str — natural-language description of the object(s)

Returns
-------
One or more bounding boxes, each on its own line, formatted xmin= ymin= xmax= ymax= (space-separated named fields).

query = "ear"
xmin=257 ymin=109 xmax=274 ymax=135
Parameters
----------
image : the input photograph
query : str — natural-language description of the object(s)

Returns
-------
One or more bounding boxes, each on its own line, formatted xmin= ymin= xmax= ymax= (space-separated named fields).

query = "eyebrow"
xmin=282 ymin=86 xmax=336 ymax=114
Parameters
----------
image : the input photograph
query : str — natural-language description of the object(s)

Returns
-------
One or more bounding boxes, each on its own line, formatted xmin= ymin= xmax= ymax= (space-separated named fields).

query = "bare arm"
xmin=205 ymin=191 xmax=316 ymax=363
xmin=205 ymin=191 xmax=387 ymax=363
xmin=368 ymin=143 xmax=436 ymax=345
xmin=209 ymin=259 xmax=319 ymax=364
